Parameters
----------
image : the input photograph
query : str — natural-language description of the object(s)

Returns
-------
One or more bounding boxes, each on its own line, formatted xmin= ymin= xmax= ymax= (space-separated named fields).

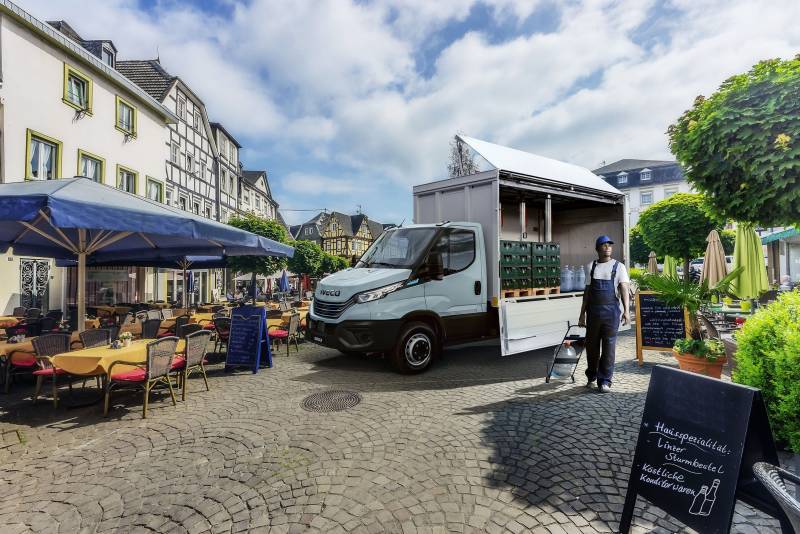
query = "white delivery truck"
xmin=307 ymin=136 xmax=627 ymax=372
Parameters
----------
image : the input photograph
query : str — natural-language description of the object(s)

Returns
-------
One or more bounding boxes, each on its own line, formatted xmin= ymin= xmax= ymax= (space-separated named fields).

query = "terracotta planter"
xmin=672 ymin=349 xmax=727 ymax=379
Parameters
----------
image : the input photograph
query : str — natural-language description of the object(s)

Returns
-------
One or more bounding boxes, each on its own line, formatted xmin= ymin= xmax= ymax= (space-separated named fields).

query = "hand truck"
xmin=545 ymin=324 xmax=586 ymax=383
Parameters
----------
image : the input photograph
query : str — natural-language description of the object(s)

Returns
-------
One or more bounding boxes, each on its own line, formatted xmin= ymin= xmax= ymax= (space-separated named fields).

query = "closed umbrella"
xmin=278 ymin=270 xmax=290 ymax=292
xmin=0 ymin=178 xmax=293 ymax=330
xmin=647 ymin=251 xmax=658 ymax=274
xmin=731 ymin=224 xmax=769 ymax=299
xmin=663 ymin=255 xmax=678 ymax=279
xmin=700 ymin=229 xmax=727 ymax=287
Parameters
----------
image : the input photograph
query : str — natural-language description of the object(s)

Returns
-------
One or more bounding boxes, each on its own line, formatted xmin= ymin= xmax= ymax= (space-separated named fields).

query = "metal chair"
xmin=173 ymin=330 xmax=212 ymax=401
xmin=79 ymin=329 xmax=110 ymax=348
xmin=12 ymin=306 xmax=26 ymax=318
xmin=753 ymin=462 xmax=800 ymax=533
xmin=212 ymin=317 xmax=231 ymax=353
xmin=177 ymin=323 xmax=202 ymax=339
xmin=268 ymin=313 xmax=301 ymax=356
xmin=31 ymin=333 xmax=72 ymax=408
xmin=141 ymin=319 xmax=162 ymax=339
xmin=104 ymin=337 xmax=179 ymax=419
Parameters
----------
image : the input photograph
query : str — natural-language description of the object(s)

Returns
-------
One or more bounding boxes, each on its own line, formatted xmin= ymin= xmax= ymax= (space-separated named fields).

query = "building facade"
xmin=209 ymin=122 xmax=240 ymax=223
xmin=593 ymin=159 xmax=692 ymax=228
xmin=240 ymin=170 xmax=278 ymax=220
xmin=292 ymin=212 xmax=390 ymax=262
xmin=0 ymin=7 xmax=176 ymax=313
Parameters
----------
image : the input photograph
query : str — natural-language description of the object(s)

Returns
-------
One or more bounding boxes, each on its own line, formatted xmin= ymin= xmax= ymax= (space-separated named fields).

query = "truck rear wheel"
xmin=391 ymin=322 xmax=437 ymax=373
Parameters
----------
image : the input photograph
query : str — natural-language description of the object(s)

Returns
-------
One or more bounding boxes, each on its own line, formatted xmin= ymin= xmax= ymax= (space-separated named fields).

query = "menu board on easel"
xmin=635 ymin=291 xmax=690 ymax=366
xmin=225 ymin=305 xmax=270 ymax=373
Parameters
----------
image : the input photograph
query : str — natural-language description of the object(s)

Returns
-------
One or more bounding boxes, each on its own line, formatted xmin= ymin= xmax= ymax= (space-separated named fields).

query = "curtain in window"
xmin=80 ymin=157 xmax=99 ymax=181
xmin=119 ymin=104 xmax=132 ymax=131
xmin=30 ymin=140 xmax=53 ymax=179
xmin=147 ymin=181 xmax=161 ymax=201
xmin=68 ymin=76 xmax=85 ymax=106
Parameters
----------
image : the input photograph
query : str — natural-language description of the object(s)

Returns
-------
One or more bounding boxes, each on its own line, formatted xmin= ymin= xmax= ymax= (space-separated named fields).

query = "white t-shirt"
xmin=584 ymin=259 xmax=630 ymax=301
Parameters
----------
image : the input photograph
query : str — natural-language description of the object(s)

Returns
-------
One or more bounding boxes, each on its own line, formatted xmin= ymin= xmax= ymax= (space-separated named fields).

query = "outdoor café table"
xmin=51 ymin=339 xmax=186 ymax=377
xmin=95 ymin=305 xmax=131 ymax=317
xmin=0 ymin=316 xmax=19 ymax=328
xmin=0 ymin=332 xmax=82 ymax=368
xmin=189 ymin=313 xmax=215 ymax=326
xmin=149 ymin=302 xmax=172 ymax=309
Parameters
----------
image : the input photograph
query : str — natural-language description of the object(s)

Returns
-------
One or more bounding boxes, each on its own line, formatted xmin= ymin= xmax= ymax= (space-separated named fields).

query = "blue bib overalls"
xmin=585 ymin=260 xmax=621 ymax=386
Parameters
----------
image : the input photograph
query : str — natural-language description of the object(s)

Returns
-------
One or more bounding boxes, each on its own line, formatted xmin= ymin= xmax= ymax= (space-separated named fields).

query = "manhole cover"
xmin=301 ymin=390 xmax=362 ymax=412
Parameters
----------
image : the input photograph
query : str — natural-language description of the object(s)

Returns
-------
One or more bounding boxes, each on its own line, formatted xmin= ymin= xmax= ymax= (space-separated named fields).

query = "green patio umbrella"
xmin=663 ymin=255 xmax=678 ymax=279
xmin=731 ymin=223 xmax=769 ymax=299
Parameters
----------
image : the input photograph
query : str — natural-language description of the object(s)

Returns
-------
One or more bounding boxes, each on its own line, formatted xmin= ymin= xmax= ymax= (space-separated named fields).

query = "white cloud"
xmin=282 ymin=172 xmax=358 ymax=195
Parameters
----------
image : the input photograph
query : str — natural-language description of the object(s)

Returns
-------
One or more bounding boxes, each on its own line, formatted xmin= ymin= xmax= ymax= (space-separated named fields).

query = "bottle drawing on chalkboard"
xmin=689 ymin=485 xmax=708 ymax=515
xmin=689 ymin=479 xmax=720 ymax=516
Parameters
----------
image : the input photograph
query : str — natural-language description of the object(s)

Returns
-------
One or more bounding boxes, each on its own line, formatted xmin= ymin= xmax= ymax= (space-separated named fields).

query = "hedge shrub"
xmin=733 ymin=290 xmax=800 ymax=452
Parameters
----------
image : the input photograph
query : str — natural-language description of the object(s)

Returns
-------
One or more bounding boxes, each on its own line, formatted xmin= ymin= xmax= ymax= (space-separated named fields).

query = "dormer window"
xmin=101 ymin=46 xmax=114 ymax=67
xmin=640 ymin=168 xmax=652 ymax=181
xmin=305 ymin=227 xmax=312 ymax=235
xmin=617 ymin=172 xmax=628 ymax=185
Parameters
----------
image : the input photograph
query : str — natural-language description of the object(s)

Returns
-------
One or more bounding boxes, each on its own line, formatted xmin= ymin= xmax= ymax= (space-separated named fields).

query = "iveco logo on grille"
xmin=320 ymin=289 xmax=340 ymax=297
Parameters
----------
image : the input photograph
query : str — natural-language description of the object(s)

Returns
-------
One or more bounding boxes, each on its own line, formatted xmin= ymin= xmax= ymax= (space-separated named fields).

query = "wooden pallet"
xmin=502 ymin=287 xmax=560 ymax=298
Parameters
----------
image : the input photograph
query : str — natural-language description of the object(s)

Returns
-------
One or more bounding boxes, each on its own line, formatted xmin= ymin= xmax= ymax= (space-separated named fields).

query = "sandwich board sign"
xmin=619 ymin=365 xmax=792 ymax=533
xmin=634 ymin=291 xmax=690 ymax=366
xmin=225 ymin=305 xmax=272 ymax=373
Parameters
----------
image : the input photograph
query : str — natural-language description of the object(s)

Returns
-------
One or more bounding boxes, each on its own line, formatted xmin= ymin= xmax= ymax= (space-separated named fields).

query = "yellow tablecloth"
xmin=191 ymin=313 xmax=215 ymax=325
xmin=0 ymin=332 xmax=81 ymax=362
xmin=267 ymin=310 xmax=308 ymax=331
xmin=0 ymin=316 xmax=20 ymax=328
xmin=51 ymin=339 xmax=186 ymax=376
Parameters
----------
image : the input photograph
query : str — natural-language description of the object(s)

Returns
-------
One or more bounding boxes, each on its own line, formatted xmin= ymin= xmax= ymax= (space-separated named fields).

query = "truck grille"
xmin=313 ymin=297 xmax=354 ymax=319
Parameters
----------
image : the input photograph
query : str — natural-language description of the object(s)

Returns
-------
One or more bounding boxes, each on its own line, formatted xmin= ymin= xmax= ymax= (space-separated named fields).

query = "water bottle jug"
xmin=575 ymin=265 xmax=586 ymax=290
xmin=552 ymin=343 xmax=577 ymax=378
xmin=560 ymin=265 xmax=573 ymax=292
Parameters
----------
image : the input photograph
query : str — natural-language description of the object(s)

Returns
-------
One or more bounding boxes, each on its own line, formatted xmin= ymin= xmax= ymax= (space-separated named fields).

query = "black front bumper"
xmin=306 ymin=318 xmax=402 ymax=353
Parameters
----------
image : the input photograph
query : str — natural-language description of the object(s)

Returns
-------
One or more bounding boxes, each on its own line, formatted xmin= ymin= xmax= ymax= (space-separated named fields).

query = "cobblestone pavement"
xmin=0 ymin=331 xmax=785 ymax=533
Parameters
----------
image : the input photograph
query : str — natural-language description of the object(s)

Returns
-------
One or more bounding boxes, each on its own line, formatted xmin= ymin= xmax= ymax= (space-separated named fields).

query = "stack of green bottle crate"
xmin=502 ymin=240 xmax=560 ymax=292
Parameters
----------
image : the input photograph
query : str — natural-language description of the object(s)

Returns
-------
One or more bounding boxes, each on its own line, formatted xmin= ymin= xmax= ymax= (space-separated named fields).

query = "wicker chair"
xmin=146 ymin=309 xmax=162 ymax=321
xmin=278 ymin=301 xmax=291 ymax=312
xmin=177 ymin=323 xmax=202 ymax=339
xmin=173 ymin=330 xmax=212 ymax=401
xmin=141 ymin=319 xmax=162 ymax=339
xmin=753 ymin=462 xmax=800 ymax=533
xmin=268 ymin=313 xmax=301 ymax=357
xmin=12 ymin=306 xmax=26 ymax=318
xmin=104 ymin=337 xmax=179 ymax=419
xmin=161 ymin=308 xmax=174 ymax=319
xmin=211 ymin=305 xmax=225 ymax=314
xmin=159 ymin=315 xmax=188 ymax=338
xmin=79 ymin=329 xmax=110 ymax=349
xmin=3 ymin=347 xmax=38 ymax=394
xmin=38 ymin=317 xmax=59 ymax=334
xmin=212 ymin=317 xmax=231 ymax=353
xmin=31 ymin=333 xmax=72 ymax=408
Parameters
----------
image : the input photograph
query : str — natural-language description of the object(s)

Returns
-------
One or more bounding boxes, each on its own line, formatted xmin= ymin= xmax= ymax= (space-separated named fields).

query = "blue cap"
xmin=595 ymin=235 xmax=614 ymax=247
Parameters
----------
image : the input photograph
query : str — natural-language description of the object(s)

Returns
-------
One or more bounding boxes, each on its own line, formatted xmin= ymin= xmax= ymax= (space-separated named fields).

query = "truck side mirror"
xmin=427 ymin=252 xmax=444 ymax=281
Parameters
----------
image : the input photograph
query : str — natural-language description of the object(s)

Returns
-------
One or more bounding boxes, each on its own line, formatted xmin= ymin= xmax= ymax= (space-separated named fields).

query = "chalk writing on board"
xmin=226 ymin=307 xmax=265 ymax=372
xmin=637 ymin=293 xmax=686 ymax=348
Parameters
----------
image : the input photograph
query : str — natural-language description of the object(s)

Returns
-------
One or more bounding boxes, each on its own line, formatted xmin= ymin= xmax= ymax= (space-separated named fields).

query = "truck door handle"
xmin=474 ymin=281 xmax=481 ymax=295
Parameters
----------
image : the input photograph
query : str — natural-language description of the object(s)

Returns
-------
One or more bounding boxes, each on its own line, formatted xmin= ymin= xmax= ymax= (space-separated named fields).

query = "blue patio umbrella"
xmin=0 ymin=178 xmax=294 ymax=329
xmin=278 ymin=270 xmax=290 ymax=292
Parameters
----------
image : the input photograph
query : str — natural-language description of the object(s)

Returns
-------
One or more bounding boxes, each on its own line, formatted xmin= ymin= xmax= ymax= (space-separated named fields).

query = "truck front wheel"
xmin=391 ymin=322 xmax=437 ymax=373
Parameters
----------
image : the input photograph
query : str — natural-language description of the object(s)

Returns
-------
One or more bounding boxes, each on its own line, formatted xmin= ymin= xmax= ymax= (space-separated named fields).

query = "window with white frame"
xmin=243 ymin=190 xmax=249 ymax=204
xmin=78 ymin=151 xmax=103 ymax=182
xmin=220 ymin=170 xmax=227 ymax=192
xmin=66 ymin=71 xmax=89 ymax=110
xmin=640 ymin=168 xmax=652 ymax=181
xmin=617 ymin=172 xmax=628 ymax=185
xmin=28 ymin=134 xmax=59 ymax=180
xmin=146 ymin=178 xmax=163 ymax=202
xmin=165 ymin=187 xmax=173 ymax=207
xmin=304 ymin=227 xmax=312 ymax=236
xmin=664 ymin=187 xmax=678 ymax=198
xmin=117 ymin=167 xmax=136 ymax=193
xmin=255 ymin=197 xmax=261 ymax=210
xmin=193 ymin=111 xmax=200 ymax=130
xmin=177 ymin=97 xmax=186 ymax=120
xmin=170 ymin=142 xmax=180 ymax=164
xmin=219 ymin=136 xmax=227 ymax=159
xmin=101 ymin=47 xmax=114 ymax=67
xmin=229 ymin=175 xmax=235 ymax=193
xmin=204 ymin=204 xmax=212 ymax=219
xmin=186 ymin=153 xmax=194 ymax=173
xmin=221 ymin=208 xmax=228 ymax=222
xmin=640 ymin=191 xmax=654 ymax=206
xmin=192 ymin=200 xmax=200 ymax=215
xmin=179 ymin=195 xmax=188 ymax=211
xmin=229 ymin=144 xmax=236 ymax=162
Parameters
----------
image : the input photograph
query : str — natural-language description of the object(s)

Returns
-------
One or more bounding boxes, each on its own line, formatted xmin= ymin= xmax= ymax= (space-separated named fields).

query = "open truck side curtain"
xmin=307 ymin=137 xmax=626 ymax=373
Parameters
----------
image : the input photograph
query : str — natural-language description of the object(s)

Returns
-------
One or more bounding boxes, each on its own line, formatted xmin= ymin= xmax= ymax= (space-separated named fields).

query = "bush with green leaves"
xmin=638 ymin=193 xmax=716 ymax=279
xmin=673 ymin=338 xmax=724 ymax=361
xmin=321 ymin=253 xmax=350 ymax=274
xmin=629 ymin=225 xmax=652 ymax=265
xmin=288 ymin=240 xmax=325 ymax=278
xmin=668 ymin=56 xmax=800 ymax=227
xmin=733 ymin=290 xmax=800 ymax=452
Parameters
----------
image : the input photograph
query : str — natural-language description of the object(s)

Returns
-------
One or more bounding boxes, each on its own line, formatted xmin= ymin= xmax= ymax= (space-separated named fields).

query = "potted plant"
xmin=118 ymin=331 xmax=133 ymax=347
xmin=634 ymin=266 xmax=743 ymax=378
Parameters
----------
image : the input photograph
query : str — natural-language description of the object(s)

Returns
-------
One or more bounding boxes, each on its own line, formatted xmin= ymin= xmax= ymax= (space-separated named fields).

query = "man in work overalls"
xmin=578 ymin=235 xmax=630 ymax=393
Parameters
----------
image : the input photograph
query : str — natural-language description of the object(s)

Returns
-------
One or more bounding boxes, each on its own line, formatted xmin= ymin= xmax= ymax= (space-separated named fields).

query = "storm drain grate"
xmin=301 ymin=390 xmax=362 ymax=412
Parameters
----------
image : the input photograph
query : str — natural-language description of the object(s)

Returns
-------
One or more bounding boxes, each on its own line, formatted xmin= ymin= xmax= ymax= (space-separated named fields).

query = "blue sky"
xmin=22 ymin=0 xmax=800 ymax=227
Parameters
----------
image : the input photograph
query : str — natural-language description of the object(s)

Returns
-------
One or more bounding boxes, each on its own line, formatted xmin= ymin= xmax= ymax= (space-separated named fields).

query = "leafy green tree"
xmin=638 ymin=193 xmax=716 ymax=280
xmin=629 ymin=225 xmax=652 ymax=265
xmin=668 ymin=56 xmax=800 ymax=227
xmin=288 ymin=240 xmax=325 ymax=278
xmin=227 ymin=214 xmax=290 ymax=301
xmin=719 ymin=229 xmax=736 ymax=255
xmin=321 ymin=253 xmax=350 ymax=275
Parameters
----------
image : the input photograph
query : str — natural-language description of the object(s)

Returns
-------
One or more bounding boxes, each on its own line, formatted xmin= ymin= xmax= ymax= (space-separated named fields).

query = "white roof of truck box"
xmin=459 ymin=135 xmax=622 ymax=196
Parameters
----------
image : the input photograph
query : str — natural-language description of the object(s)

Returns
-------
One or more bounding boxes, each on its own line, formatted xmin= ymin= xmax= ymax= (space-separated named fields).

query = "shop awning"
xmin=761 ymin=227 xmax=799 ymax=244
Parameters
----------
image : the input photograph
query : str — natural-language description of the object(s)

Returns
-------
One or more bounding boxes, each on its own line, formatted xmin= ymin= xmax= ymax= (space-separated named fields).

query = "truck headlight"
xmin=355 ymin=281 xmax=405 ymax=303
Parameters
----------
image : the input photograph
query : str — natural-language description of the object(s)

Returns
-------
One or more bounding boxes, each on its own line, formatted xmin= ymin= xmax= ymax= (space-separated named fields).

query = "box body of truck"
xmin=413 ymin=137 xmax=627 ymax=356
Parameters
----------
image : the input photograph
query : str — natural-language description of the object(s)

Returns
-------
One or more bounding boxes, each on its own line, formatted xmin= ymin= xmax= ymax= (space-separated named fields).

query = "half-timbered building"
xmin=209 ymin=122 xmax=240 ymax=223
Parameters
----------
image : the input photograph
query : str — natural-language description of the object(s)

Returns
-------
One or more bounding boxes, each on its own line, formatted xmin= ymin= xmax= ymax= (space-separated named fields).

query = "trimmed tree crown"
xmin=637 ymin=193 xmax=716 ymax=262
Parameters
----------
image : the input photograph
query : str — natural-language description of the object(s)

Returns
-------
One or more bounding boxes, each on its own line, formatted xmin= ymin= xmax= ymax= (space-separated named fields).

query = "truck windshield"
xmin=356 ymin=228 xmax=437 ymax=269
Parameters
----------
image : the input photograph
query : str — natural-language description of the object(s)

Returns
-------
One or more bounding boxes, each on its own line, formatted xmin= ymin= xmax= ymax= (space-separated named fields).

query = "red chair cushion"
xmin=157 ymin=331 xmax=174 ymax=338
xmin=32 ymin=368 xmax=68 ymax=376
xmin=203 ymin=324 xmax=215 ymax=330
xmin=171 ymin=356 xmax=186 ymax=370
xmin=110 ymin=368 xmax=146 ymax=382
xmin=269 ymin=330 xmax=289 ymax=339
xmin=10 ymin=354 xmax=36 ymax=366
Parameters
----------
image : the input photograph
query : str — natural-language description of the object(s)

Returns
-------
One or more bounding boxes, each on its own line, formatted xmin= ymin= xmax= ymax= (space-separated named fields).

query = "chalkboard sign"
xmin=225 ymin=306 xmax=271 ymax=373
xmin=620 ymin=366 xmax=790 ymax=533
xmin=635 ymin=291 xmax=690 ymax=366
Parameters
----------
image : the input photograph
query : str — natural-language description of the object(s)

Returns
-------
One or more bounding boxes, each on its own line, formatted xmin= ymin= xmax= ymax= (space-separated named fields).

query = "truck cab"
xmin=307 ymin=222 xmax=490 ymax=373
